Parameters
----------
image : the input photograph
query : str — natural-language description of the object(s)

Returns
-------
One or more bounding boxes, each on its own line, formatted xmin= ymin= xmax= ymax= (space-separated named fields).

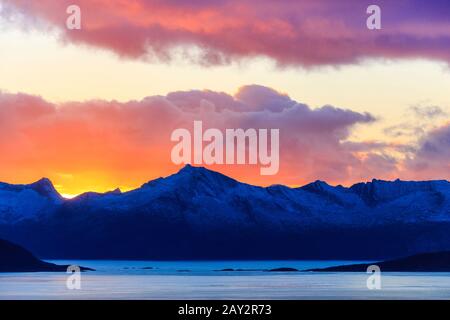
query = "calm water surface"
xmin=1 ymin=260 xmax=450 ymax=299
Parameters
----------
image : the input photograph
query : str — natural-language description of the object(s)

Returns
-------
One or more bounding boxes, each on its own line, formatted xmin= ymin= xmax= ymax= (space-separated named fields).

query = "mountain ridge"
xmin=1 ymin=165 xmax=447 ymax=200
xmin=0 ymin=165 xmax=449 ymax=260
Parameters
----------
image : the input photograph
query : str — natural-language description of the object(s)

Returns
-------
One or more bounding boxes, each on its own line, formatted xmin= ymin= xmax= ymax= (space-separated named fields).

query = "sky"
xmin=0 ymin=0 xmax=449 ymax=197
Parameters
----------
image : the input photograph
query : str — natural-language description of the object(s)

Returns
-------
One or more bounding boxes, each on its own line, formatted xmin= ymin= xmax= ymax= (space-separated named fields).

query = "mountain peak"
xmin=178 ymin=164 xmax=208 ymax=174
xmin=312 ymin=180 xmax=330 ymax=187
xmin=30 ymin=177 xmax=52 ymax=186
xmin=166 ymin=165 xmax=239 ymax=193
xmin=176 ymin=164 xmax=225 ymax=177
xmin=140 ymin=165 xmax=239 ymax=192
xmin=110 ymin=188 xmax=122 ymax=194
xmin=28 ymin=178 xmax=61 ymax=200
xmin=301 ymin=180 xmax=332 ymax=192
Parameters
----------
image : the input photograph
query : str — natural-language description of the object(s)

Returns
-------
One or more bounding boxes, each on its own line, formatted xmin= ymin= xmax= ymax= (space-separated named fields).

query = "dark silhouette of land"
xmin=308 ymin=251 xmax=450 ymax=272
xmin=0 ymin=238 xmax=94 ymax=272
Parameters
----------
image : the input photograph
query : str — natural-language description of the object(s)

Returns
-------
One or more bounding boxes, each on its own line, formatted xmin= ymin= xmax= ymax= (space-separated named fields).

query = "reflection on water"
xmin=1 ymin=260 xmax=450 ymax=299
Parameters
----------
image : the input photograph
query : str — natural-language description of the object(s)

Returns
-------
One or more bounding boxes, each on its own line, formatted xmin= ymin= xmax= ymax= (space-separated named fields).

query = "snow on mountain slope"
xmin=0 ymin=178 xmax=62 ymax=223
xmin=0 ymin=165 xmax=449 ymax=227
xmin=350 ymin=179 xmax=449 ymax=206
xmin=0 ymin=165 xmax=449 ymax=259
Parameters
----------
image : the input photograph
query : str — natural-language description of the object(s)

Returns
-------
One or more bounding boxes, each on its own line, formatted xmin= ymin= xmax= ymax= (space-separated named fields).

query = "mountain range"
xmin=0 ymin=165 xmax=449 ymax=260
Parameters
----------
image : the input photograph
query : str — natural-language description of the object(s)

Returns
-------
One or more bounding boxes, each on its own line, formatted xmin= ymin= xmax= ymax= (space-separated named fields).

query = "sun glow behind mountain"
xmin=0 ymin=0 xmax=449 ymax=196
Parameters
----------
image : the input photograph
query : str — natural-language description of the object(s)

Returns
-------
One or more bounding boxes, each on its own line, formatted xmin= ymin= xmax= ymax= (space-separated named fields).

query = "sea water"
xmin=1 ymin=260 xmax=450 ymax=299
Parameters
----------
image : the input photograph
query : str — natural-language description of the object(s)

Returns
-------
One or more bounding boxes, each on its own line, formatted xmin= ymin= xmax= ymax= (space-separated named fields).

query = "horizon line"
xmin=1 ymin=164 xmax=448 ymax=199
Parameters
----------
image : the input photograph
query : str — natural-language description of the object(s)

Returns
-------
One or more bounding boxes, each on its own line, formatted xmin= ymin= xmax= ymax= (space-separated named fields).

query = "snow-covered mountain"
xmin=0 ymin=178 xmax=62 ymax=223
xmin=0 ymin=165 xmax=449 ymax=260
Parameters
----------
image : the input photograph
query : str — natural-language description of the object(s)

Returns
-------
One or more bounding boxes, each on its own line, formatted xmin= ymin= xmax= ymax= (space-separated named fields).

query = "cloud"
xmin=410 ymin=105 xmax=448 ymax=119
xmin=404 ymin=123 xmax=450 ymax=180
xmin=1 ymin=85 xmax=447 ymax=195
xmin=0 ymin=85 xmax=399 ymax=194
xmin=383 ymin=104 xmax=449 ymax=138
xmin=3 ymin=0 xmax=450 ymax=67
xmin=383 ymin=123 xmax=425 ymax=138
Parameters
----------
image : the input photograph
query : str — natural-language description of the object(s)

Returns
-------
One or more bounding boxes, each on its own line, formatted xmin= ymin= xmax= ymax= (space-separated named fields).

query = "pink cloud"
xmin=3 ymin=85 xmax=443 ymax=195
xmin=3 ymin=0 xmax=450 ymax=66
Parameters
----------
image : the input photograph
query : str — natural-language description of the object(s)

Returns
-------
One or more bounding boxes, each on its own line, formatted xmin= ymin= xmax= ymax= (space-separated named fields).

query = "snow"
xmin=0 ymin=166 xmax=449 ymax=228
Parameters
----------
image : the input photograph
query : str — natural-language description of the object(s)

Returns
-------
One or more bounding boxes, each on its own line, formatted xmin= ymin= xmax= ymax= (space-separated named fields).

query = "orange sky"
xmin=0 ymin=88 xmax=448 ymax=197
xmin=0 ymin=1 xmax=449 ymax=196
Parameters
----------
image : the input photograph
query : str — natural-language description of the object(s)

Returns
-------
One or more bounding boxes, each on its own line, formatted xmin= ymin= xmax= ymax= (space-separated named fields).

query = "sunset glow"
xmin=0 ymin=0 xmax=449 ymax=196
